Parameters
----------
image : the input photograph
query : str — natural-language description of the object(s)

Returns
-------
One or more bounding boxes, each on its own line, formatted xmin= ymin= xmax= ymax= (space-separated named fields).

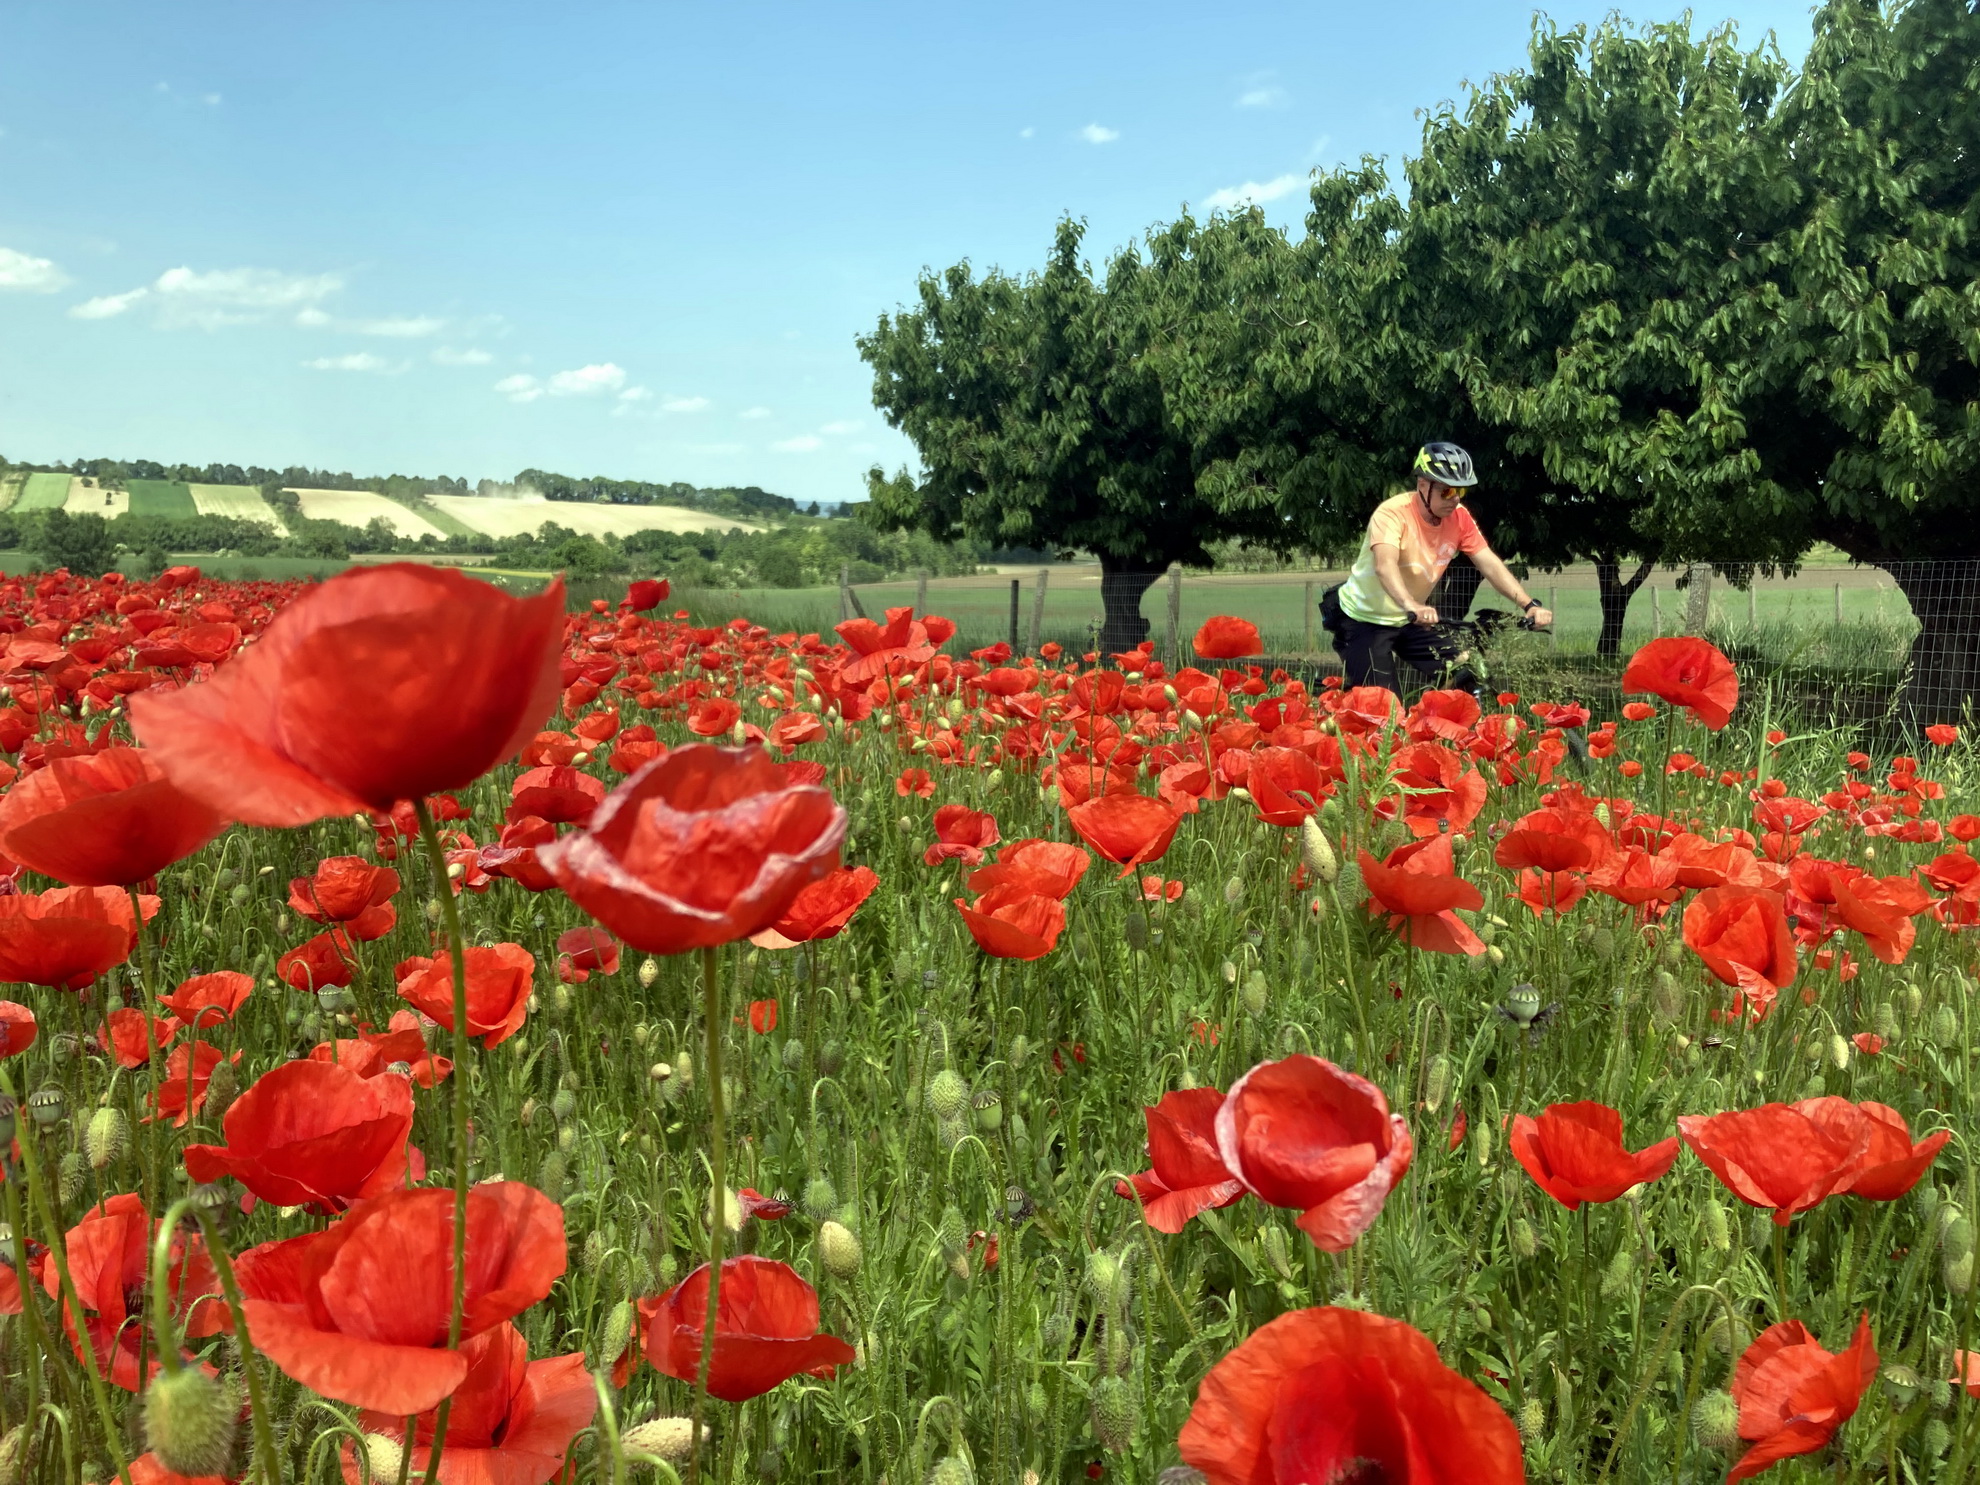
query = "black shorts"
xmin=1319 ymin=585 xmax=1478 ymax=696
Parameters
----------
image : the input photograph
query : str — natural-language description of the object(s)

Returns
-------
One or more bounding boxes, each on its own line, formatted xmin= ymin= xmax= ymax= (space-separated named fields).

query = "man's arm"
xmin=1468 ymin=546 xmax=1553 ymax=627
xmin=1372 ymin=543 xmax=1437 ymax=625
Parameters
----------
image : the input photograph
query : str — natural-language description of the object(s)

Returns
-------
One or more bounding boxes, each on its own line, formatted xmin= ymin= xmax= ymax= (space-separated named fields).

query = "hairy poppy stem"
xmin=194 ymin=1208 xmax=284 ymax=1485
xmin=687 ymin=942 xmax=727 ymax=1485
xmin=127 ymin=883 xmax=168 ymax=1208
xmin=146 ymin=1195 xmax=200 ymax=1378
xmin=412 ymin=799 xmax=473 ymax=1485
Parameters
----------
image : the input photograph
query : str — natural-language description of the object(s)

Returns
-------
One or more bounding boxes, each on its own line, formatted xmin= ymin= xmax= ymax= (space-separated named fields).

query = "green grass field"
xmin=124 ymin=478 xmax=199 ymax=519
xmin=188 ymin=483 xmax=284 ymax=528
xmin=13 ymin=473 xmax=72 ymax=511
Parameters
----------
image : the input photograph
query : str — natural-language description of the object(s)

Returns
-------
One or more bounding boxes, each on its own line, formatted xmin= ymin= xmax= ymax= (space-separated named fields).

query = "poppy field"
xmin=0 ymin=562 xmax=1975 ymax=1484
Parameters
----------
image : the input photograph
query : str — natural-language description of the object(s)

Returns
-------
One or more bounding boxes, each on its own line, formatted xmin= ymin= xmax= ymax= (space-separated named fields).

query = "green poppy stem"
xmin=687 ymin=942 xmax=727 ymax=1485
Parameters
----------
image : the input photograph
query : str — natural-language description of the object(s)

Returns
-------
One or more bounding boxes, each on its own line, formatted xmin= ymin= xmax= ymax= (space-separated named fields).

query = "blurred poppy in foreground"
xmin=1179 ymin=1306 xmax=1522 ymax=1485
xmin=1116 ymin=1087 xmax=1244 ymax=1232
xmin=0 ymin=1001 xmax=35 ymax=1057
xmin=0 ymin=886 xmax=156 ymax=989
xmin=1727 ymin=1315 xmax=1876 ymax=1482
xmin=1215 ymin=1055 xmax=1411 ymax=1250
xmin=1510 ymin=1101 xmax=1680 ymax=1210
xmin=0 ymin=744 xmax=224 ymax=886
xmin=539 ymin=744 xmax=845 ymax=954
xmin=1622 ymin=636 xmax=1739 ymax=730
xmin=233 ymin=1182 xmax=565 ymax=1414
xmin=344 ymin=1321 xmax=596 ymax=1485
xmin=621 ymin=1255 xmax=855 ymax=1401
xmin=130 ymin=563 xmax=565 ymax=825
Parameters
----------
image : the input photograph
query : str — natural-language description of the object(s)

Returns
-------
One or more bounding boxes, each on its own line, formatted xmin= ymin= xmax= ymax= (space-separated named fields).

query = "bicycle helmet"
xmin=1412 ymin=441 xmax=1478 ymax=488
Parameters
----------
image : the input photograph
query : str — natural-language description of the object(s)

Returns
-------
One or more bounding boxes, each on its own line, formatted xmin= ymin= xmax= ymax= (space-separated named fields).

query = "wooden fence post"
xmin=1304 ymin=579 xmax=1316 ymax=653
xmin=1748 ymin=587 xmax=1757 ymax=629
xmin=1833 ymin=583 xmax=1843 ymax=627
xmin=1167 ymin=564 xmax=1183 ymax=668
xmin=1651 ymin=585 xmax=1661 ymax=633
xmin=1684 ymin=564 xmax=1712 ymax=635
xmin=839 ymin=563 xmax=851 ymax=623
xmin=1029 ymin=568 xmax=1050 ymax=654
xmin=1008 ymin=579 xmax=1021 ymax=652
xmin=914 ymin=569 xmax=929 ymax=616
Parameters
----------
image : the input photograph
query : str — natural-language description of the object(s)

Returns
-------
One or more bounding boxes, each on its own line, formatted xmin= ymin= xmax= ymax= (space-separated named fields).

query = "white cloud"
xmin=152 ymin=264 xmax=343 ymax=327
xmin=661 ymin=394 xmax=709 ymax=414
xmin=431 ymin=346 xmax=492 ymax=365
xmin=739 ymin=406 xmax=772 ymax=420
xmin=819 ymin=419 xmax=861 ymax=436
xmin=1200 ymin=173 xmax=1304 ymax=212
xmin=294 ymin=307 xmax=333 ymax=327
xmin=203 ymin=93 xmax=221 ymax=106
xmin=354 ymin=314 xmax=443 ymax=338
xmin=547 ymin=362 xmax=625 ymax=396
xmin=619 ymin=387 xmax=654 ymax=403
xmin=1080 ymin=123 xmax=1120 ymax=144
xmin=1309 ymin=133 xmax=1333 ymax=158
xmin=302 ymin=352 xmax=401 ymax=373
xmin=0 ymin=247 xmax=68 ymax=293
xmin=495 ymin=373 xmax=543 ymax=404
xmin=1237 ymin=86 xmax=1287 ymax=108
xmin=1019 ymin=126 xmax=1035 ymax=139
xmin=773 ymin=434 xmax=823 ymax=453
xmin=70 ymin=287 xmax=149 ymax=319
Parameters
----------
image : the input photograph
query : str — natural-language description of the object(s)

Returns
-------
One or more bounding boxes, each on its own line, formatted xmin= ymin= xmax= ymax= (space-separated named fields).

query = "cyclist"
xmin=1320 ymin=442 xmax=1553 ymax=695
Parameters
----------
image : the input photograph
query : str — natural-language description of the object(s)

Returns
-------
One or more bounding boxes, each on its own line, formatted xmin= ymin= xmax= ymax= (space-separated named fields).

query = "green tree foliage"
xmin=33 ymin=510 xmax=118 ymax=578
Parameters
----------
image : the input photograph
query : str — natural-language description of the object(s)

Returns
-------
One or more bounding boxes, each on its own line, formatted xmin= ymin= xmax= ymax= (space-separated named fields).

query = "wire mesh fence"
xmin=676 ymin=557 xmax=1980 ymax=732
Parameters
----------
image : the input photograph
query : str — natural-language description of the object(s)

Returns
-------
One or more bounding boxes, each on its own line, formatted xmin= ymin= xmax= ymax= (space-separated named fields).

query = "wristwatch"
xmin=1521 ymin=598 xmax=1542 ymax=612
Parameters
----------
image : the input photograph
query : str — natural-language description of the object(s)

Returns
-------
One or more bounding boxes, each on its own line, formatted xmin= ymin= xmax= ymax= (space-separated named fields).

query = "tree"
xmin=859 ymin=218 xmax=1322 ymax=652
xmin=34 ymin=510 xmax=117 ymax=577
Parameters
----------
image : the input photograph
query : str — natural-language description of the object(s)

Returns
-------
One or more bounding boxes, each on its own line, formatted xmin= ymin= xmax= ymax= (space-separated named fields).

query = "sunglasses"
xmin=1429 ymin=484 xmax=1470 ymax=503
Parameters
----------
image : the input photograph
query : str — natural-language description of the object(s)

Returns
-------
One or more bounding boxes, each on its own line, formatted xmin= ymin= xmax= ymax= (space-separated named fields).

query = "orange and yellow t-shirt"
xmin=1338 ymin=491 xmax=1488 ymax=625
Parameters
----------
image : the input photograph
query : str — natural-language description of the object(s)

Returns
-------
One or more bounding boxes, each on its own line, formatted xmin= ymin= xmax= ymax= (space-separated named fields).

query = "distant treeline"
xmin=512 ymin=469 xmax=799 ymax=522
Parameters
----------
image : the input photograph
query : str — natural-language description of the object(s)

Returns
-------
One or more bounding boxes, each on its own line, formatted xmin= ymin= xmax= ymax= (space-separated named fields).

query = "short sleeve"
xmin=1454 ymin=506 xmax=1488 ymax=554
xmin=1367 ymin=498 xmax=1407 ymax=549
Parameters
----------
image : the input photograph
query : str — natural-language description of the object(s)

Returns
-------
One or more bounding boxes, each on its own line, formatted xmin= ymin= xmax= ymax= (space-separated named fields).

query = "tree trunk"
xmin=1594 ymin=559 xmax=1654 ymax=658
xmin=1427 ymin=561 xmax=1484 ymax=623
xmin=1096 ymin=556 xmax=1162 ymax=657
xmin=1683 ymin=564 xmax=1712 ymax=635
xmin=1883 ymin=560 xmax=1980 ymax=726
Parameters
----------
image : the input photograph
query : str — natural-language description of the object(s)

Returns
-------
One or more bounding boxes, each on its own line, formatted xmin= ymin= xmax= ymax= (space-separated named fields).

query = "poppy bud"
xmin=1905 ymin=984 xmax=1924 ymax=1021
xmin=1221 ymin=959 xmax=1237 ymax=985
xmin=803 ymin=1176 xmax=838 ymax=1220
xmin=1599 ymin=1245 xmax=1635 ymax=1301
xmin=359 ymin=1433 xmax=405 ymax=1480
xmin=819 ymin=1219 xmax=861 ymax=1281
xmin=928 ymin=1455 xmax=974 ymax=1485
xmin=1922 ymin=1418 xmax=1952 ymax=1457
xmin=424 ymin=899 xmax=443 ymax=924
xmin=1298 ymin=820 xmax=1339 ymax=884
xmin=1589 ymin=925 xmax=1616 ymax=961
xmin=1516 ymin=1396 xmax=1545 ymax=1441
xmin=1090 ymin=1376 xmax=1139 ymax=1453
xmin=1472 ymin=1120 xmax=1492 ymax=1170
xmin=1026 ymin=1379 xmax=1049 ymax=1419
xmin=1423 ymin=1054 xmax=1453 ymax=1114
xmin=1650 ymin=971 xmax=1684 ymax=1024
xmin=1931 ymin=1004 xmax=1958 ymax=1044
xmin=1872 ymin=1002 xmax=1898 ymax=1040
xmin=926 ymin=1070 xmax=970 ymax=1121
xmin=1122 ymin=911 xmax=1150 ymax=952
xmin=781 ymin=1038 xmax=805 ymax=1073
xmin=620 ymin=1418 xmax=703 ymax=1466
xmin=1486 ymin=944 xmax=1506 ymax=966
xmin=1041 ymin=1307 xmax=1074 ymax=1356
xmin=1944 ymin=1250 xmax=1972 ymax=1295
xmin=1691 ymin=1390 xmax=1739 ymax=1451
xmin=1829 ymin=1033 xmax=1850 ymax=1070
xmin=85 ymin=1106 xmax=128 ymax=1172
xmin=1098 ymin=1318 xmax=1134 ymax=1376
xmin=638 ymin=957 xmax=660 ymax=989
xmin=1223 ymin=875 xmax=1245 ymax=906
xmin=144 ymin=1367 xmax=239 ymax=1477
xmin=1241 ymin=972 xmax=1268 ymax=1017
xmin=582 ymin=1228 xmax=610 ymax=1276
xmin=1182 ymin=709 xmax=1203 ymax=730
xmin=1511 ymin=1216 xmax=1539 ymax=1259
xmin=58 ymin=1150 xmax=88 ymax=1206
xmin=818 ymin=1040 xmax=844 ymax=1076
xmin=1942 ymin=1212 xmax=1974 ymax=1265
xmin=1259 ymin=1224 xmax=1294 ymax=1282
xmin=598 ymin=1298 xmax=636 ymax=1369
xmin=0 ymin=1425 xmax=20 ymax=1485
xmin=536 ymin=1150 xmax=566 ymax=1203
xmin=1702 ymin=1197 xmax=1731 ymax=1252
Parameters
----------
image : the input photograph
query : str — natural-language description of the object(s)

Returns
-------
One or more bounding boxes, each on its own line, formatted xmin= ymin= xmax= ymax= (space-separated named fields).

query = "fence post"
xmin=1008 ymin=579 xmax=1020 ymax=652
xmin=839 ymin=563 xmax=852 ymax=623
xmin=1304 ymin=579 xmax=1315 ymax=653
xmin=1547 ymin=585 xmax=1558 ymax=645
xmin=1833 ymin=583 xmax=1843 ymax=627
xmin=914 ymin=568 xmax=929 ymax=616
xmin=1684 ymin=564 xmax=1712 ymax=635
xmin=1168 ymin=564 xmax=1184 ymax=669
xmin=1651 ymin=585 xmax=1661 ymax=633
xmin=1029 ymin=567 xmax=1050 ymax=654
xmin=1748 ymin=587 xmax=1757 ymax=629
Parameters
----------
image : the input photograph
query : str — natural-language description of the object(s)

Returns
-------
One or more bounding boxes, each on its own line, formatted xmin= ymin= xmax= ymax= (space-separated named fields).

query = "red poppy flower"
xmin=131 ymin=1454 xmax=233 ymax=1485
xmin=1358 ymin=838 xmax=1485 ymax=956
xmin=539 ymin=744 xmax=845 ymax=955
xmin=344 ymin=1322 xmax=597 ymax=1485
xmin=1621 ymin=636 xmax=1739 ymax=730
xmin=954 ymin=886 xmax=1067 ymax=960
xmin=130 ymin=564 xmax=565 ymax=825
xmin=1509 ymin=1101 xmax=1680 ymax=1210
xmin=1926 ymin=723 xmax=1959 ymax=746
xmin=1067 ymin=792 xmax=1182 ymax=876
xmin=100 ymin=1007 xmax=177 ymax=1069
xmin=1587 ymin=847 xmax=1681 ymax=907
xmin=1676 ymin=1104 xmax=1865 ymax=1224
xmin=288 ymin=856 xmax=400 ymax=924
xmin=151 ymin=1042 xmax=243 ymax=1127
xmin=554 ymin=925 xmax=620 ymax=983
xmin=966 ymin=840 xmax=1093 ymax=901
xmin=751 ymin=865 xmax=880 ymax=948
xmin=277 ymin=930 xmax=357 ymax=993
xmin=232 ymin=1182 xmax=566 ymax=1415
xmin=310 ymin=1011 xmax=452 ymax=1088
xmin=1517 ymin=868 xmax=1588 ymax=916
xmin=183 ymin=1058 xmax=418 ymax=1213
xmin=480 ymin=815 xmax=559 ymax=893
xmin=895 ymin=767 xmax=934 ymax=798
xmin=748 ymin=998 xmax=779 ymax=1034
xmin=626 ymin=577 xmax=669 ymax=611
xmin=395 ymin=943 xmax=535 ymax=1048
xmin=1193 ymin=616 xmax=1262 ymax=660
xmin=1245 ymin=748 xmax=1331 ymax=827
xmin=624 ymin=1255 xmax=855 ymax=1401
xmin=1727 ymin=1314 xmax=1877 ymax=1483
xmin=1404 ymin=688 xmax=1480 ymax=742
xmin=35 ymin=1193 xmax=224 ymax=1390
xmin=507 ymin=764 xmax=607 ymax=826
xmin=1179 ymin=1306 xmax=1522 ymax=1485
xmin=158 ymin=970 xmax=254 ymax=1030
xmin=1831 ymin=873 xmax=1934 ymax=965
xmin=1684 ymin=886 xmax=1798 ymax=1007
xmin=0 ymin=885 xmax=154 ymax=989
xmin=1214 ymin=1055 xmax=1412 ymax=1250
xmin=1381 ymin=742 xmax=1487 ymax=838
xmin=1493 ymin=807 xmax=1611 ymax=873
xmin=1115 ymin=1087 xmax=1245 ymax=1232
xmin=1792 ymin=1097 xmax=1949 ymax=1201
xmin=0 ymin=1000 xmax=35 ymax=1057
xmin=0 ymin=744 xmax=224 ymax=886
xmin=1661 ymin=832 xmax=1764 ymax=891
xmin=1140 ymin=875 xmax=1185 ymax=902
xmin=923 ymin=804 xmax=1000 ymax=866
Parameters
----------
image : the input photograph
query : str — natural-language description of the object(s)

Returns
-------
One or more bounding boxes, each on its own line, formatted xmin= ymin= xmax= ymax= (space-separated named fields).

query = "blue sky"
xmin=0 ymin=0 xmax=1817 ymax=506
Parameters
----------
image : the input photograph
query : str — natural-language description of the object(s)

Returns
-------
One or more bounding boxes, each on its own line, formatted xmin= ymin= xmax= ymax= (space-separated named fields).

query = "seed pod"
xmin=926 ymin=1070 xmax=969 ymax=1121
xmin=1298 ymin=820 xmax=1339 ymax=884
xmin=972 ymin=1090 xmax=1002 ymax=1132
xmin=1089 ymin=1376 xmax=1138 ymax=1453
xmin=1702 ymin=1198 xmax=1731 ymax=1252
xmin=1516 ymin=1397 xmax=1545 ymax=1442
xmin=28 ymin=1086 xmax=65 ymax=1129
xmin=1511 ymin=1216 xmax=1539 ymax=1260
xmin=620 ymin=1418 xmax=702 ymax=1466
xmin=144 ymin=1368 xmax=240 ymax=1477
xmin=928 ymin=1455 xmax=974 ymax=1485
xmin=1651 ymin=972 xmax=1684 ymax=1024
xmin=1829 ymin=1033 xmax=1851 ymax=1071
xmin=1932 ymin=1004 xmax=1959 ymax=1045
xmin=85 ymin=1107 xmax=128 ymax=1172
xmin=1423 ymin=1054 xmax=1453 ymax=1114
xmin=1599 ymin=1245 xmax=1635 ymax=1301
xmin=1241 ymin=971 xmax=1268 ymax=1018
xmin=1691 ymin=1391 xmax=1739 ymax=1451
xmin=819 ymin=1220 xmax=862 ymax=1281
xmin=58 ymin=1150 xmax=88 ymax=1206
xmin=536 ymin=1150 xmax=566 ymax=1204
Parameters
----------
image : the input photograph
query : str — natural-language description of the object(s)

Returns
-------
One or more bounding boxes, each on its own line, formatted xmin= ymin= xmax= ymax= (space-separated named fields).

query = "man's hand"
xmin=1409 ymin=604 xmax=1439 ymax=626
xmin=1526 ymin=606 xmax=1554 ymax=628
